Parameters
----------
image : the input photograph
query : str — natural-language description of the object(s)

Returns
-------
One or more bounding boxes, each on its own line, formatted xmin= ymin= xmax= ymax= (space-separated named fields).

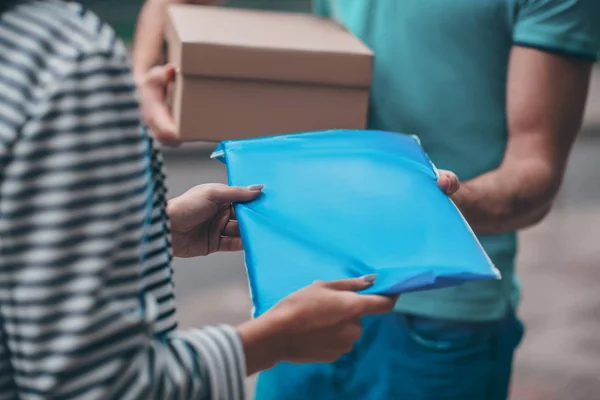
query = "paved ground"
xmin=163 ymin=69 xmax=600 ymax=399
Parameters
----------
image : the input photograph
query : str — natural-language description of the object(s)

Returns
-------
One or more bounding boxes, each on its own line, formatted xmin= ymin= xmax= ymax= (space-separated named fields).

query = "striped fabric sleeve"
xmin=0 ymin=47 xmax=245 ymax=399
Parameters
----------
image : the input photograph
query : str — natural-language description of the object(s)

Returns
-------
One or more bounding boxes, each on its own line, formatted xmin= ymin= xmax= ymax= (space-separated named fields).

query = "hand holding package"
xmin=212 ymin=130 xmax=500 ymax=316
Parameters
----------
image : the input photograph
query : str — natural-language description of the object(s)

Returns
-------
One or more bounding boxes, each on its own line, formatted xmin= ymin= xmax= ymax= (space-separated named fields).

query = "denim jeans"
xmin=255 ymin=311 xmax=524 ymax=400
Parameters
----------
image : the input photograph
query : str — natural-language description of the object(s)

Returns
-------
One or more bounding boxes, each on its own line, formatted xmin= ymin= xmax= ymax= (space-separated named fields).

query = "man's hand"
xmin=134 ymin=0 xmax=226 ymax=144
xmin=132 ymin=0 xmax=224 ymax=83
xmin=138 ymin=64 xmax=180 ymax=146
xmin=167 ymin=183 xmax=263 ymax=258
xmin=238 ymin=276 xmax=397 ymax=375
xmin=437 ymin=170 xmax=460 ymax=195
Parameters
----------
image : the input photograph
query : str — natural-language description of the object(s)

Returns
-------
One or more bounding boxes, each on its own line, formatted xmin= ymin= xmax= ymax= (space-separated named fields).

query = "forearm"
xmin=237 ymin=317 xmax=283 ymax=375
xmin=463 ymin=46 xmax=595 ymax=235
xmin=452 ymin=158 xmax=559 ymax=234
xmin=3 ymin=291 xmax=250 ymax=399
xmin=132 ymin=0 xmax=171 ymax=79
xmin=102 ymin=325 xmax=249 ymax=400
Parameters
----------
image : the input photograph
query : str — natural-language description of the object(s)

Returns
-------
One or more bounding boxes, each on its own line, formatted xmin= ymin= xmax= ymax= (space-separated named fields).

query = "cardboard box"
xmin=165 ymin=4 xmax=373 ymax=142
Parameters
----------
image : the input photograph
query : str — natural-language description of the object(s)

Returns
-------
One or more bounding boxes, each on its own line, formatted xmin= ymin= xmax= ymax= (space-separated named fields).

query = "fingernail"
xmin=361 ymin=274 xmax=377 ymax=284
xmin=247 ymin=184 xmax=264 ymax=191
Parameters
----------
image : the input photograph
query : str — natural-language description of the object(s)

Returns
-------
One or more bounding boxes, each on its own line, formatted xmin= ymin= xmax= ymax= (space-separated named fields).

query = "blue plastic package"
xmin=212 ymin=130 xmax=500 ymax=317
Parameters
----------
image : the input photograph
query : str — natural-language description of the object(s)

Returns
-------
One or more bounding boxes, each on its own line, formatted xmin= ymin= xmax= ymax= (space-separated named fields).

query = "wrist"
xmin=237 ymin=312 xmax=288 ymax=375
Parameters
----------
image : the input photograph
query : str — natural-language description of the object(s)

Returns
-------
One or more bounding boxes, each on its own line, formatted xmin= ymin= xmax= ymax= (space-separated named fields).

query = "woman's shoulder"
xmin=1 ymin=1 xmax=128 ymax=85
xmin=26 ymin=2 xmax=125 ymax=64
xmin=0 ymin=1 xmax=133 ymax=157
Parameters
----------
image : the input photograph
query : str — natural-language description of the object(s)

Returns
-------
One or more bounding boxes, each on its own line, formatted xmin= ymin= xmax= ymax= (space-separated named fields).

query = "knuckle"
xmin=346 ymin=299 xmax=364 ymax=317
xmin=203 ymin=186 xmax=219 ymax=199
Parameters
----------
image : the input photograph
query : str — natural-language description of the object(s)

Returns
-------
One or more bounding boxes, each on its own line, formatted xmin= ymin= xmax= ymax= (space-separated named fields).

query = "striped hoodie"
xmin=0 ymin=1 xmax=245 ymax=399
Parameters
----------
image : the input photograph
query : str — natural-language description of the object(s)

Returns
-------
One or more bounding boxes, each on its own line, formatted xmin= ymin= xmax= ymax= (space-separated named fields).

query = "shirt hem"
xmin=513 ymin=31 xmax=599 ymax=61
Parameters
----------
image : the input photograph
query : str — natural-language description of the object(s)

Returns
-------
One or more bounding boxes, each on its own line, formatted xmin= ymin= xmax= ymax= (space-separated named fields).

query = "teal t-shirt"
xmin=314 ymin=0 xmax=600 ymax=321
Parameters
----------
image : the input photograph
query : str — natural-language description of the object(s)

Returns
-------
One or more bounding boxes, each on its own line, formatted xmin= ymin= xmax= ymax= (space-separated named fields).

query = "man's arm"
xmin=132 ymin=0 xmax=221 ymax=80
xmin=133 ymin=0 xmax=223 ymax=143
xmin=452 ymin=46 xmax=592 ymax=234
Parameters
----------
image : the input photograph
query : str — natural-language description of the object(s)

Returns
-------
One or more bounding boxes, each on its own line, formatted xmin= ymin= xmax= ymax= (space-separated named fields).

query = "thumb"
xmin=324 ymin=275 xmax=377 ymax=291
xmin=145 ymin=64 xmax=176 ymax=87
xmin=204 ymin=185 xmax=264 ymax=205
xmin=437 ymin=170 xmax=460 ymax=195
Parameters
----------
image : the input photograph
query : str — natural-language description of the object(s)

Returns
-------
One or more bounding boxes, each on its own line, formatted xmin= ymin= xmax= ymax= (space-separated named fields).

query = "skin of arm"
xmin=451 ymin=46 xmax=593 ymax=234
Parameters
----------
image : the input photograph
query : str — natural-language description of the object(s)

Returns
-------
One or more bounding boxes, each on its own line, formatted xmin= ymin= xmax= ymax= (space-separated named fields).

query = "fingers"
xmin=141 ymin=65 xmax=180 ymax=146
xmin=204 ymin=184 xmax=264 ymax=205
xmin=208 ymin=206 xmax=231 ymax=254
xmin=218 ymin=237 xmax=244 ymax=252
xmin=320 ymin=322 xmax=363 ymax=360
xmin=209 ymin=206 xmax=245 ymax=253
xmin=222 ymin=219 xmax=239 ymax=237
xmin=322 ymin=275 xmax=376 ymax=291
xmin=147 ymin=106 xmax=180 ymax=146
xmin=437 ymin=170 xmax=460 ymax=195
xmin=353 ymin=294 xmax=397 ymax=316
xmin=336 ymin=320 xmax=363 ymax=348
xmin=144 ymin=64 xmax=176 ymax=86
xmin=323 ymin=274 xmax=397 ymax=317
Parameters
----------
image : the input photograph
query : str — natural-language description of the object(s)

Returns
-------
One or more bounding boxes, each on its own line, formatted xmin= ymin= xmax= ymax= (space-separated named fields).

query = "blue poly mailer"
xmin=212 ymin=130 xmax=500 ymax=316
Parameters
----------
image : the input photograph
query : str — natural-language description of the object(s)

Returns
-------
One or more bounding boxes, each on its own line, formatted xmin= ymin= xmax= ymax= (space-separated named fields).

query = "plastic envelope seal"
xmin=212 ymin=129 xmax=500 ymax=317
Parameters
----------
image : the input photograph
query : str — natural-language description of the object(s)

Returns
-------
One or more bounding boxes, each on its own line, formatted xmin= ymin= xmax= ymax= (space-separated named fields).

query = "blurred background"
xmin=84 ymin=0 xmax=311 ymax=41
xmin=85 ymin=1 xmax=600 ymax=399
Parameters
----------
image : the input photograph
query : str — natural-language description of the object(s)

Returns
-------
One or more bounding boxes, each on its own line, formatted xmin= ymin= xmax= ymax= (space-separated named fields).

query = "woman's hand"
xmin=167 ymin=171 xmax=457 ymax=258
xmin=238 ymin=276 xmax=397 ymax=374
xmin=167 ymin=183 xmax=263 ymax=258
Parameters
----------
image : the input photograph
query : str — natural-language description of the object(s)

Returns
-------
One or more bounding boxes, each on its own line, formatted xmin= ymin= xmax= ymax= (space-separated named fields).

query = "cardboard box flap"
xmin=166 ymin=5 xmax=373 ymax=87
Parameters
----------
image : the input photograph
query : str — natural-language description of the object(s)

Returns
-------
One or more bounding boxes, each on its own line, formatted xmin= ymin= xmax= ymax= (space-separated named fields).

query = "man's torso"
xmin=314 ymin=0 xmax=521 ymax=320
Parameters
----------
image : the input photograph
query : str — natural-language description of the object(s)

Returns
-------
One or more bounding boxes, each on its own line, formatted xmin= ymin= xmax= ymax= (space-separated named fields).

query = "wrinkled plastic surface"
xmin=212 ymin=130 xmax=500 ymax=316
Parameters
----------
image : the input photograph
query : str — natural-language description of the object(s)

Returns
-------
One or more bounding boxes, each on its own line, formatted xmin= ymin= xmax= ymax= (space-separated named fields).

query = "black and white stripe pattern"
xmin=0 ymin=1 xmax=245 ymax=399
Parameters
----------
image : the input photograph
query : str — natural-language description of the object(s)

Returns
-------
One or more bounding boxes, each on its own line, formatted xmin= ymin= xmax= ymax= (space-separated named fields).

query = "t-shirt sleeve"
xmin=513 ymin=0 xmax=600 ymax=61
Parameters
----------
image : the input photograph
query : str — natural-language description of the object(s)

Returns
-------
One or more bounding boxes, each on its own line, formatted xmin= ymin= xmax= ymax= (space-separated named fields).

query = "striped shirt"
xmin=0 ymin=1 xmax=245 ymax=399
